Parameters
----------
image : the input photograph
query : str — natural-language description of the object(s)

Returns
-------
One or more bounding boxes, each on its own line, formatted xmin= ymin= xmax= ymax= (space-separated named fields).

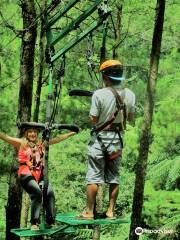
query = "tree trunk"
xmin=6 ymin=156 xmax=22 ymax=240
xmin=129 ymin=1 xmax=166 ymax=240
xmin=20 ymin=191 xmax=30 ymax=240
xmin=112 ymin=4 xmax=122 ymax=59
xmin=93 ymin=185 xmax=104 ymax=240
xmin=6 ymin=1 xmax=37 ymax=239
xmin=17 ymin=0 xmax=37 ymax=122
xmin=33 ymin=11 xmax=46 ymax=122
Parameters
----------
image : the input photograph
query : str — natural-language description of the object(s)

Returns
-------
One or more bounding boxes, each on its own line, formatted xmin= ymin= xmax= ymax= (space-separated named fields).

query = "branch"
xmin=0 ymin=11 xmax=23 ymax=37
xmin=47 ymin=0 xmax=62 ymax=14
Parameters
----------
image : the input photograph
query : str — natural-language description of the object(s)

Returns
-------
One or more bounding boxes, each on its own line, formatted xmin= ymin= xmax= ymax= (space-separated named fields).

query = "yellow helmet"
xmin=99 ymin=60 xmax=124 ymax=81
xmin=99 ymin=60 xmax=122 ymax=72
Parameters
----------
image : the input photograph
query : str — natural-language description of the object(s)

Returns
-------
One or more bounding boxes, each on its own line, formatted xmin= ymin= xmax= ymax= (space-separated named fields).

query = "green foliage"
xmin=143 ymin=182 xmax=180 ymax=240
xmin=0 ymin=1 xmax=180 ymax=240
xmin=49 ymin=130 xmax=89 ymax=213
xmin=101 ymin=223 xmax=130 ymax=240
xmin=148 ymin=156 xmax=180 ymax=190
xmin=0 ymin=175 xmax=8 ymax=239
xmin=122 ymin=124 xmax=140 ymax=171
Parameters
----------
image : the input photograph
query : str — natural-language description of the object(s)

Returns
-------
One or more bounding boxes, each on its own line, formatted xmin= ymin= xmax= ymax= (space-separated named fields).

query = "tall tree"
xmin=17 ymin=0 xmax=37 ymax=122
xmin=6 ymin=1 xmax=37 ymax=239
xmin=112 ymin=3 xmax=123 ymax=59
xmin=33 ymin=0 xmax=47 ymax=122
xmin=129 ymin=1 xmax=166 ymax=240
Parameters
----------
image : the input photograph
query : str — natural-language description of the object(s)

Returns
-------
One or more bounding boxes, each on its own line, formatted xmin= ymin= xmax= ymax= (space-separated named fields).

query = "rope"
xmin=47 ymin=56 xmax=65 ymax=127
xmin=86 ymin=34 xmax=99 ymax=83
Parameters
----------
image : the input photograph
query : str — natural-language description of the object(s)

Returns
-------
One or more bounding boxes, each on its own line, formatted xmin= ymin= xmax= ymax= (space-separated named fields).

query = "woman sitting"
xmin=0 ymin=124 xmax=78 ymax=230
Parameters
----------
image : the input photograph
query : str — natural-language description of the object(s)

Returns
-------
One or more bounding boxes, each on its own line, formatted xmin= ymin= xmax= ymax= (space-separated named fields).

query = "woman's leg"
xmin=20 ymin=175 xmax=42 ymax=225
xmin=45 ymin=183 xmax=55 ymax=225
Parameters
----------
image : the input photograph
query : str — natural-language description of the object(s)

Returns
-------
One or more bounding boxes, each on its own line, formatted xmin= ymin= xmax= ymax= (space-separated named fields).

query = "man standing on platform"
xmin=78 ymin=60 xmax=135 ymax=220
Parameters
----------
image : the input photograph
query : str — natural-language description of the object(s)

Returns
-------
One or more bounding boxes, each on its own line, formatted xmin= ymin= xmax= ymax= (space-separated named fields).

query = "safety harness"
xmin=93 ymin=87 xmax=127 ymax=132
xmin=92 ymin=87 xmax=127 ymax=160
xmin=19 ymin=142 xmax=44 ymax=183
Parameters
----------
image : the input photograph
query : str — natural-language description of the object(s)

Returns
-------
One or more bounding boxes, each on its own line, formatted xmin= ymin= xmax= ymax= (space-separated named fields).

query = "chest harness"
xmin=19 ymin=142 xmax=44 ymax=182
xmin=91 ymin=87 xmax=127 ymax=160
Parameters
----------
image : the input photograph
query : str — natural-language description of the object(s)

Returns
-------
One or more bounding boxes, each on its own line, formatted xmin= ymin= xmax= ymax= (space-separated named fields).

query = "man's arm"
xmin=89 ymin=92 xmax=100 ymax=125
xmin=127 ymin=112 xmax=135 ymax=126
xmin=124 ymin=89 xmax=135 ymax=126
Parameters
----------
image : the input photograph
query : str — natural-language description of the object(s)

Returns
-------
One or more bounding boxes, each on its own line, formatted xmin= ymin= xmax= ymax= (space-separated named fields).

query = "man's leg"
xmin=76 ymin=184 xmax=98 ymax=219
xmin=78 ymin=141 xmax=104 ymax=219
xmin=86 ymin=183 xmax=98 ymax=216
xmin=106 ymin=183 xmax=119 ymax=218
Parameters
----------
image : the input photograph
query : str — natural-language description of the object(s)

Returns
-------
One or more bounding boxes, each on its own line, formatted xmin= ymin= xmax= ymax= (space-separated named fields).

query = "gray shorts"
xmin=86 ymin=140 xmax=121 ymax=184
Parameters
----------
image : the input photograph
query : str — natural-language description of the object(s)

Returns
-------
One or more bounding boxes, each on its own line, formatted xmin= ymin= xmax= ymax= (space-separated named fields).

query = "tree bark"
xmin=6 ymin=1 xmax=37 ymax=239
xmin=93 ymin=185 xmax=104 ymax=240
xmin=112 ymin=4 xmax=122 ymax=59
xmin=34 ymin=3 xmax=48 ymax=240
xmin=129 ymin=1 xmax=166 ymax=240
xmin=33 ymin=8 xmax=46 ymax=122
xmin=20 ymin=191 xmax=30 ymax=240
xmin=17 ymin=0 xmax=37 ymax=122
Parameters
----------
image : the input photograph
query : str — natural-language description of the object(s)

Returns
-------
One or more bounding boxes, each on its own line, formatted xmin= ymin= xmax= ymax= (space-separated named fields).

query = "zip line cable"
xmin=86 ymin=34 xmax=99 ymax=83
xmin=47 ymin=58 xmax=65 ymax=127
xmin=49 ymin=76 xmax=62 ymax=126
xmin=0 ymin=62 xmax=42 ymax=91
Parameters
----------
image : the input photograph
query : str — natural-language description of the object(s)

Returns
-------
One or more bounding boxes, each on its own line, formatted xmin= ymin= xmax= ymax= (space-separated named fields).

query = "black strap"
xmin=108 ymin=87 xmax=127 ymax=130
xmin=93 ymin=111 xmax=118 ymax=133
xmin=20 ymin=163 xmax=27 ymax=166
xmin=96 ymin=134 xmax=123 ymax=163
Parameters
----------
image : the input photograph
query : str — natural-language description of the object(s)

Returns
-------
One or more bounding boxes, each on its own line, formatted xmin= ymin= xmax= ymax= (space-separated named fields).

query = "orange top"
xmin=18 ymin=143 xmax=44 ymax=182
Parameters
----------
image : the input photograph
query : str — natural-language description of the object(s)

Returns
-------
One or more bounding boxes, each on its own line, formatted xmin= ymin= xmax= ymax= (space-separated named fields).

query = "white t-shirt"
xmin=89 ymin=86 xmax=135 ymax=142
xmin=90 ymin=86 xmax=135 ymax=128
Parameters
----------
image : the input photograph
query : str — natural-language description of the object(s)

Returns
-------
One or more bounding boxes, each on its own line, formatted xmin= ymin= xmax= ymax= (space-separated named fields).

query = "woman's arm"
xmin=0 ymin=132 xmax=22 ymax=149
xmin=49 ymin=131 xmax=77 ymax=145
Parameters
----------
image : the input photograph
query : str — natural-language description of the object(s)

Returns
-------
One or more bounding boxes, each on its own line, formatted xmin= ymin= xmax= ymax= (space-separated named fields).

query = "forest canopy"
xmin=0 ymin=0 xmax=179 ymax=240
